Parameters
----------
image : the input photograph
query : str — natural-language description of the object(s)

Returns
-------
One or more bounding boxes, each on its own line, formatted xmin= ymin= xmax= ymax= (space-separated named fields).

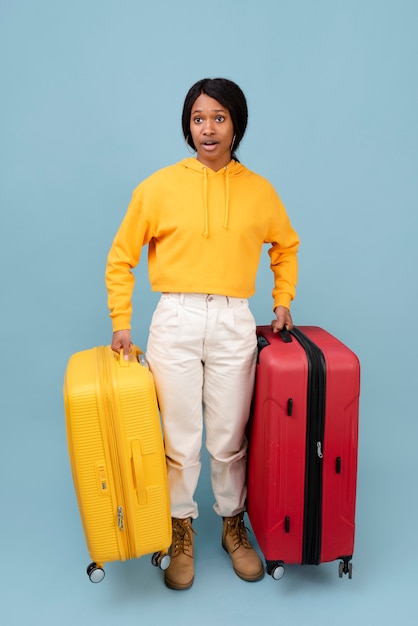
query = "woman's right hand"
xmin=111 ymin=329 xmax=132 ymax=361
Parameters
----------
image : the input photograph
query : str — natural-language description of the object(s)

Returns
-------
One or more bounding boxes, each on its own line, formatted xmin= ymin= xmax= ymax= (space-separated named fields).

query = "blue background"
xmin=1 ymin=1 xmax=417 ymax=624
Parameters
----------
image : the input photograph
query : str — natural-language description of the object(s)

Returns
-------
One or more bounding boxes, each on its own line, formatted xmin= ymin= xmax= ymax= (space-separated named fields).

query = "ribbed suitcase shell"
xmin=247 ymin=326 xmax=360 ymax=578
xmin=63 ymin=345 xmax=171 ymax=576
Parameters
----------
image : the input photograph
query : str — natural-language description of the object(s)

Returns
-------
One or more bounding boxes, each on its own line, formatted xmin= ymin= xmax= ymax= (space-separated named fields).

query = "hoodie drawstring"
xmin=223 ymin=166 xmax=230 ymax=230
xmin=203 ymin=167 xmax=209 ymax=238
xmin=202 ymin=165 xmax=230 ymax=238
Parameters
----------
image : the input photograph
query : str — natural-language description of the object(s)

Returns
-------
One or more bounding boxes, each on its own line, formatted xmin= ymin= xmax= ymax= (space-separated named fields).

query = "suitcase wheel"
xmin=271 ymin=564 xmax=285 ymax=580
xmin=338 ymin=560 xmax=353 ymax=579
xmin=151 ymin=551 xmax=171 ymax=571
xmin=87 ymin=562 xmax=105 ymax=583
xmin=266 ymin=560 xmax=285 ymax=580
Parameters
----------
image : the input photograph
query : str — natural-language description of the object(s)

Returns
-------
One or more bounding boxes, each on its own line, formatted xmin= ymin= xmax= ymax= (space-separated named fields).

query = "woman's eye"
xmin=216 ymin=116 xmax=225 ymax=122
xmin=193 ymin=117 xmax=203 ymax=124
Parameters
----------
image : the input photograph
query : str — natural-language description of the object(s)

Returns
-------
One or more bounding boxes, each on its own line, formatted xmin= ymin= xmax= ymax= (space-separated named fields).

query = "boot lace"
xmin=226 ymin=514 xmax=252 ymax=550
xmin=170 ymin=518 xmax=196 ymax=558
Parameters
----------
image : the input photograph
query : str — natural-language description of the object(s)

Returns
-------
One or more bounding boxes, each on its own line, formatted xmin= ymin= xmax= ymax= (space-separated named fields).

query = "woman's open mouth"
xmin=202 ymin=141 xmax=219 ymax=151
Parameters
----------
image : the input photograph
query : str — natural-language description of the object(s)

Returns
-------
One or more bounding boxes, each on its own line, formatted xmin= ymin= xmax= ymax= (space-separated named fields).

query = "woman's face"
xmin=189 ymin=93 xmax=234 ymax=171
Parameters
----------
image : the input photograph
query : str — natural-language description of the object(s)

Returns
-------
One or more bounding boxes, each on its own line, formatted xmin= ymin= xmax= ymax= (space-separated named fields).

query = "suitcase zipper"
xmin=117 ymin=506 xmax=125 ymax=531
xmin=290 ymin=328 xmax=326 ymax=566
xmin=99 ymin=347 xmax=133 ymax=560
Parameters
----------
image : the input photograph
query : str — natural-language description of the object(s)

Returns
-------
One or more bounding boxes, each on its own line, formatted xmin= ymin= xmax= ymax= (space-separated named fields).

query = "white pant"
xmin=146 ymin=293 xmax=257 ymax=519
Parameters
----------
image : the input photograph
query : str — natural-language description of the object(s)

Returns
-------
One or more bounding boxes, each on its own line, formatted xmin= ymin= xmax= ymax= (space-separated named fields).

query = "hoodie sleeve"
xmin=266 ymin=192 xmax=300 ymax=311
xmin=105 ymin=183 xmax=154 ymax=331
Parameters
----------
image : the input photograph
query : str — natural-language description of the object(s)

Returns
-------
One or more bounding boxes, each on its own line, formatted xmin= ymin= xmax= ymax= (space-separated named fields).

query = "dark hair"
xmin=182 ymin=78 xmax=248 ymax=160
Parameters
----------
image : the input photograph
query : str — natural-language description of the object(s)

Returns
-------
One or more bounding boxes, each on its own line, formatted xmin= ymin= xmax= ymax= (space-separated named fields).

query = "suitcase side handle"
xmin=131 ymin=440 xmax=148 ymax=505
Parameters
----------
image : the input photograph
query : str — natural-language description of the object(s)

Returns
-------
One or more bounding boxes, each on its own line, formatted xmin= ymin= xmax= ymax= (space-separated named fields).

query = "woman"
xmin=106 ymin=78 xmax=299 ymax=590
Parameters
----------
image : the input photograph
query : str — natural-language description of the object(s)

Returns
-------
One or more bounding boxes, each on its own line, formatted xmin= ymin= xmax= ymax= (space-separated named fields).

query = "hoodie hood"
xmin=179 ymin=157 xmax=246 ymax=237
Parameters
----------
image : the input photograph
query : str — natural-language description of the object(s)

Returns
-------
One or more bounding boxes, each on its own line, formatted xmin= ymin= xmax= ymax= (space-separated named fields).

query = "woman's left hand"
xmin=271 ymin=306 xmax=293 ymax=333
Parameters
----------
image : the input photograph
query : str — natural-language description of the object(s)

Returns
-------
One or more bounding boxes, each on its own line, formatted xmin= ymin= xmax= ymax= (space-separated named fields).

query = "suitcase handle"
xmin=118 ymin=345 xmax=144 ymax=367
xmin=131 ymin=440 xmax=148 ymax=505
xmin=279 ymin=327 xmax=293 ymax=343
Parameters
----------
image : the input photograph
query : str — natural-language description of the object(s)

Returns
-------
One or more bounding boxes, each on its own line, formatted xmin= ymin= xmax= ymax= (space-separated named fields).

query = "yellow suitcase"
xmin=63 ymin=345 xmax=171 ymax=582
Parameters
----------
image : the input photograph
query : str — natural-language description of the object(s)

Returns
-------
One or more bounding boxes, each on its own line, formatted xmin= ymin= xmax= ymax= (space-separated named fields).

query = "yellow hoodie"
xmin=106 ymin=158 xmax=299 ymax=331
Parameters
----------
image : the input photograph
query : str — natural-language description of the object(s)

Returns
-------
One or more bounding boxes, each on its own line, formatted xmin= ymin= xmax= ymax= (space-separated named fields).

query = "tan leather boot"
xmin=222 ymin=514 xmax=264 ymax=582
xmin=164 ymin=518 xmax=195 ymax=590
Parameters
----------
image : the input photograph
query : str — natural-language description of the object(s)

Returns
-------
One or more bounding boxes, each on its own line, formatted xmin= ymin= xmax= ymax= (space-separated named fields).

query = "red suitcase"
xmin=247 ymin=326 xmax=360 ymax=580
